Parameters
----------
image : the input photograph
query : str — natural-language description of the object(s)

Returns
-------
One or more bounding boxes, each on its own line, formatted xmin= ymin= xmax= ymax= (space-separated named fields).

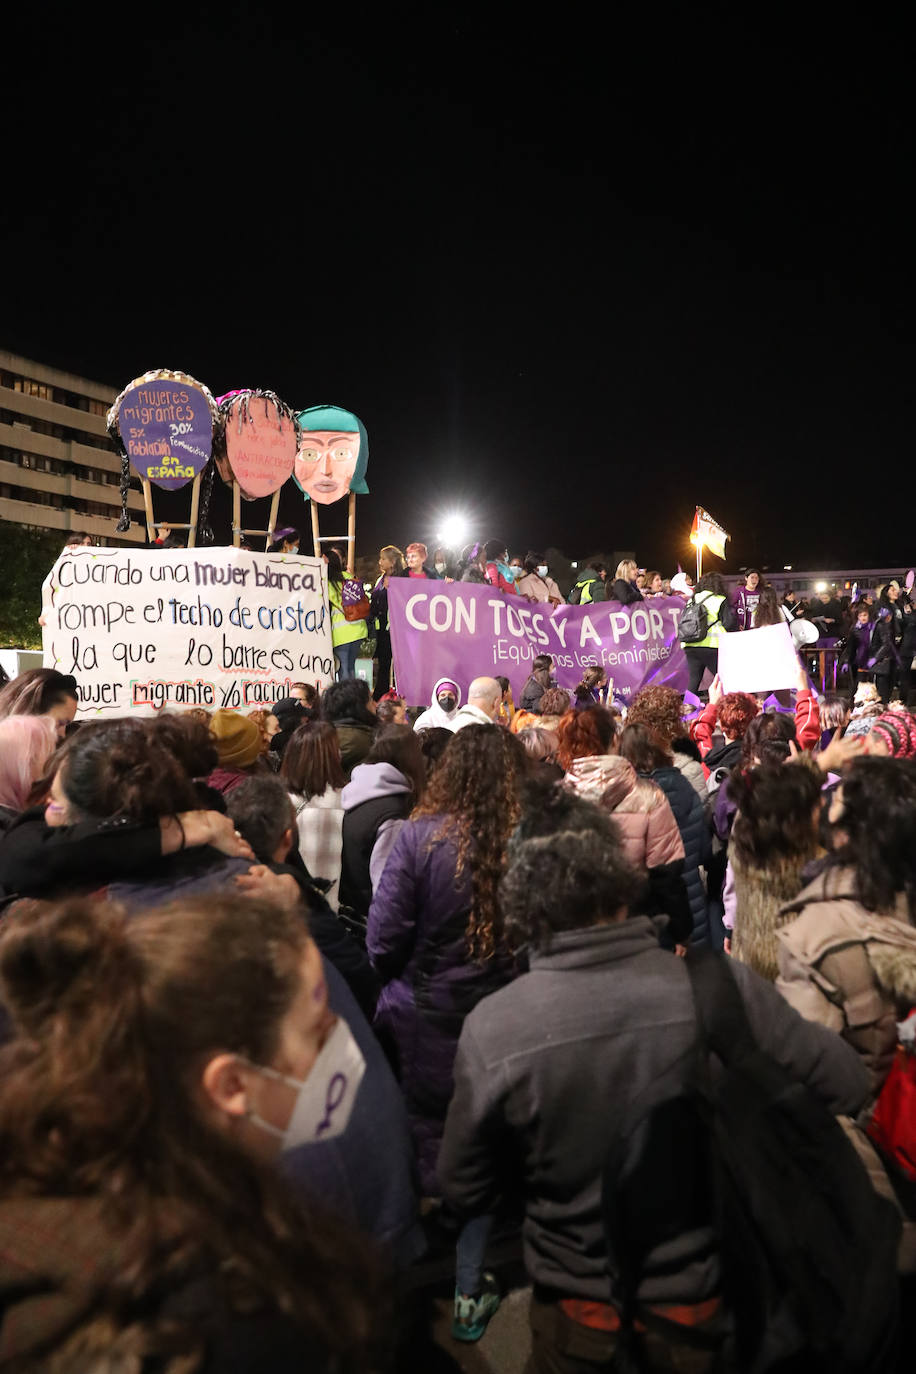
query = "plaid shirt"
xmin=290 ymin=787 xmax=344 ymax=907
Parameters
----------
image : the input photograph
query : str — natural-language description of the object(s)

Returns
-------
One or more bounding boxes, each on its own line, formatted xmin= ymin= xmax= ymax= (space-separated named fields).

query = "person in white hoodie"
xmin=413 ymin=677 xmax=462 ymax=732
xmin=338 ymin=724 xmax=427 ymax=918
xmin=452 ymin=678 xmax=502 ymax=731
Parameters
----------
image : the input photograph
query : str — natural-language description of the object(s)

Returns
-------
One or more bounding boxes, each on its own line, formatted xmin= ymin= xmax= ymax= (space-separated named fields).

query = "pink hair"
xmin=405 ymin=542 xmax=428 ymax=560
xmin=0 ymin=715 xmax=57 ymax=811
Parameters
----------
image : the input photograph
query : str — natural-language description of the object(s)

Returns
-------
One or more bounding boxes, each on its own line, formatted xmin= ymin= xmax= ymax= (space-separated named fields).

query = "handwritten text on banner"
xmin=42 ymin=547 xmax=334 ymax=717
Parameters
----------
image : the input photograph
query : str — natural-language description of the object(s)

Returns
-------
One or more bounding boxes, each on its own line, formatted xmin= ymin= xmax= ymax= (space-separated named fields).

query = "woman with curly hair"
xmin=626 ymin=684 xmax=706 ymax=803
xmin=728 ymin=763 xmax=824 ymax=980
xmin=367 ymin=724 xmax=526 ymax=1340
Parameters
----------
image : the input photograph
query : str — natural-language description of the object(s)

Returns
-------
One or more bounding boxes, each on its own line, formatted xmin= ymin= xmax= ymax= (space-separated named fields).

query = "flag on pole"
xmin=689 ymin=506 xmax=729 ymax=559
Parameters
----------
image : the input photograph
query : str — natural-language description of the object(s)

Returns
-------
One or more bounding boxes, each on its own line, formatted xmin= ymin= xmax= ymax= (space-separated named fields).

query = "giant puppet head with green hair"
xmin=293 ymin=404 xmax=369 ymax=505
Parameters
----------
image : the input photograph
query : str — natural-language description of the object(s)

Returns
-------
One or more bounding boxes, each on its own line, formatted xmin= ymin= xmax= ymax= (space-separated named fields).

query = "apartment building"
xmin=0 ymin=349 xmax=145 ymax=544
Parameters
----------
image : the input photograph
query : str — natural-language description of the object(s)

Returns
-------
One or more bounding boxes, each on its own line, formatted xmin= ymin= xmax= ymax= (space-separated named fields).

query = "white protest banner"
xmin=42 ymin=547 xmax=334 ymax=718
xmin=716 ymin=622 xmax=801 ymax=694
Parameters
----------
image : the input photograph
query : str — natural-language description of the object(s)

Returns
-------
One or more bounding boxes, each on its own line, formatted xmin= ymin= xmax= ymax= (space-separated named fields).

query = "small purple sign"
xmin=388 ymin=581 xmax=689 ymax=708
xmin=117 ymin=377 xmax=212 ymax=490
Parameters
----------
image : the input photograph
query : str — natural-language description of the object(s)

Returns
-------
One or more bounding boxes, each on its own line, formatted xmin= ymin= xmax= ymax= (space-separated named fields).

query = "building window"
xmin=12 ymin=377 xmax=52 ymax=400
xmin=87 ymin=399 xmax=108 ymax=417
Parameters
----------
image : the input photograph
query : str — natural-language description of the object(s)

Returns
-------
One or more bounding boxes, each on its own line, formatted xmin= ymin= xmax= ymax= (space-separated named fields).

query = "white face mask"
xmin=435 ymin=561 xmax=447 ymax=574
xmin=247 ymin=1017 xmax=366 ymax=1149
xmin=537 ymin=565 xmax=549 ymax=578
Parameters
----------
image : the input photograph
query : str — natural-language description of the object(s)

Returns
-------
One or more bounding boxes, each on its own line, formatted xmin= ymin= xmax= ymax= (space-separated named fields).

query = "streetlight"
xmin=438 ymin=513 xmax=468 ymax=548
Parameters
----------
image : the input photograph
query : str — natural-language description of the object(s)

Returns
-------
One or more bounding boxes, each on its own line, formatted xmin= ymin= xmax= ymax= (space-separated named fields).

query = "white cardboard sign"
xmin=42 ymin=547 xmax=334 ymax=718
xmin=716 ymin=622 xmax=801 ymax=694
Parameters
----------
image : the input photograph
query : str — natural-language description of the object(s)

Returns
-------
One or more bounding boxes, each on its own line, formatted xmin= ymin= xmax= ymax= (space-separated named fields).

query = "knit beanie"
xmin=210 ymin=710 xmax=262 ymax=770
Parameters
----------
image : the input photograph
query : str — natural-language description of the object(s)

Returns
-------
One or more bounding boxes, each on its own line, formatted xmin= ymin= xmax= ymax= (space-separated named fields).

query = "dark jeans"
xmin=685 ymin=646 xmax=718 ymax=697
xmin=373 ymin=628 xmax=392 ymax=700
xmin=525 ymin=1295 xmax=719 ymax=1374
xmin=335 ymin=640 xmax=359 ymax=680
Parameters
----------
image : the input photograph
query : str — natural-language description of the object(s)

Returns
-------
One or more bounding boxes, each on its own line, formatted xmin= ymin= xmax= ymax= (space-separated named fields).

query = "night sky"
xmin=5 ymin=9 xmax=911 ymax=571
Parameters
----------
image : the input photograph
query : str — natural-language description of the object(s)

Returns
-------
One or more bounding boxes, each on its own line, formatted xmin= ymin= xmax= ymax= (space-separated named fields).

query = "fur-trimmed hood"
xmin=778 ymin=866 xmax=916 ymax=1005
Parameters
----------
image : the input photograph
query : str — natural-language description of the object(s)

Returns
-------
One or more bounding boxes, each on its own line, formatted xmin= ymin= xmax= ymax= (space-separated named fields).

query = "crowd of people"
xmin=1 ymin=539 xmax=915 ymax=1370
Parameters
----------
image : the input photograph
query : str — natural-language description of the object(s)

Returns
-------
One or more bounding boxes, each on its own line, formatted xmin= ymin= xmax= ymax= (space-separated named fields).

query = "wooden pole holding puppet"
xmin=211 ymin=389 xmax=299 ymax=550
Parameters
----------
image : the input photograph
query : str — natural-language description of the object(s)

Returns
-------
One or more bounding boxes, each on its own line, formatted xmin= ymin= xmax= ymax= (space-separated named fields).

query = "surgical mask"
xmin=247 ymin=1017 xmax=365 ymax=1149
xmin=438 ymin=694 xmax=456 ymax=712
xmin=537 ymin=565 xmax=549 ymax=578
xmin=435 ymin=561 xmax=447 ymax=574
xmin=504 ymin=565 xmax=522 ymax=582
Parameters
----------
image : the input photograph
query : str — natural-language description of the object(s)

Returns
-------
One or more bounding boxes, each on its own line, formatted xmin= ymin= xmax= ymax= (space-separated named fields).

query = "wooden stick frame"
xmin=310 ymin=491 xmax=357 ymax=568
xmin=230 ymin=485 xmax=284 ymax=550
xmin=141 ymin=475 xmax=201 ymax=548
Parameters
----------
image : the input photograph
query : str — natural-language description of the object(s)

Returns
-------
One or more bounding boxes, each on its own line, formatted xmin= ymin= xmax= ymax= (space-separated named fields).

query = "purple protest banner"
xmin=388 ymin=581 xmax=688 ymax=707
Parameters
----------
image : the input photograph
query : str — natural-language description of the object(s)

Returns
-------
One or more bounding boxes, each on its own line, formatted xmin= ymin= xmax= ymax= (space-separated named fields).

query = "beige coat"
xmin=776 ymin=868 xmax=916 ymax=1271
xmin=776 ymin=869 xmax=916 ymax=1095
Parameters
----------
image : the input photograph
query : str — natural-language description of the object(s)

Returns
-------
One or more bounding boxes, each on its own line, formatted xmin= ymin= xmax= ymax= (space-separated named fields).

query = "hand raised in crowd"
xmin=707 ymin=673 xmax=724 ymax=705
xmin=816 ymin=729 xmax=865 ymax=773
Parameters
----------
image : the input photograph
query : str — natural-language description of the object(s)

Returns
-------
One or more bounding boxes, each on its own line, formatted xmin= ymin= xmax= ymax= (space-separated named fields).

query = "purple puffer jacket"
xmin=367 ymin=814 xmax=515 ymax=1195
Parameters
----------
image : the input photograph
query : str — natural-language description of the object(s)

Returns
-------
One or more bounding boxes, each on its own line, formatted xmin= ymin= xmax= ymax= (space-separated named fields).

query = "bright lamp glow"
xmin=438 ymin=514 xmax=468 ymax=547
xmin=815 ymin=581 xmax=827 ymax=592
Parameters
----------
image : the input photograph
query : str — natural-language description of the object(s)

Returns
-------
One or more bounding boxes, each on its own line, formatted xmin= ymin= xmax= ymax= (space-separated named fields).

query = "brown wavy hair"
xmin=556 ymin=706 xmax=618 ymax=771
xmin=619 ymin=722 xmax=672 ymax=773
xmin=626 ymin=685 xmax=686 ymax=745
xmin=412 ymin=724 xmax=525 ymax=960
xmin=0 ymin=895 xmax=384 ymax=1370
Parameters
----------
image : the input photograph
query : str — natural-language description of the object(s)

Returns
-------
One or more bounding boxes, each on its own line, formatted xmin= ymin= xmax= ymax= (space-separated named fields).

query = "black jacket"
xmin=0 ymin=810 xmax=162 ymax=904
xmin=611 ymin=578 xmax=643 ymax=606
xmin=339 ymin=793 xmax=412 ymax=918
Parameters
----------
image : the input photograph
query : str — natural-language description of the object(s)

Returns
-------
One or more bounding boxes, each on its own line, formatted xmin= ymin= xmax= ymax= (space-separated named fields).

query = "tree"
xmin=0 ymin=523 xmax=63 ymax=649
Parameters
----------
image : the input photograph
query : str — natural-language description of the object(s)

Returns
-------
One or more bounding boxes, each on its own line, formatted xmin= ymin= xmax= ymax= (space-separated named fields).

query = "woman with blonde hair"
xmin=370 ymin=544 xmax=406 ymax=699
xmin=611 ymin=559 xmax=643 ymax=606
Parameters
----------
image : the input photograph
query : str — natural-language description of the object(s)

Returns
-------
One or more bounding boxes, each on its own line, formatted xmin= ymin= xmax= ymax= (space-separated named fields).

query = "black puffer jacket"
xmin=646 ymin=765 xmax=711 ymax=945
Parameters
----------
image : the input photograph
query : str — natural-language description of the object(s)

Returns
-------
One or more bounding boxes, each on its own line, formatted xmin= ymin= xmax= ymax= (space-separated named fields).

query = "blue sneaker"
xmin=452 ymin=1272 xmax=500 ymax=1342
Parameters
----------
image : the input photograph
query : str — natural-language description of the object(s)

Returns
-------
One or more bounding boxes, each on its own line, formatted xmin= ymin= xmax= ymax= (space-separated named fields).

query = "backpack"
xmin=341 ymin=576 xmax=370 ymax=622
xmin=567 ymin=581 xmax=584 ymax=605
xmin=601 ymin=953 xmax=900 ymax=1373
xmin=677 ymin=593 xmax=719 ymax=644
